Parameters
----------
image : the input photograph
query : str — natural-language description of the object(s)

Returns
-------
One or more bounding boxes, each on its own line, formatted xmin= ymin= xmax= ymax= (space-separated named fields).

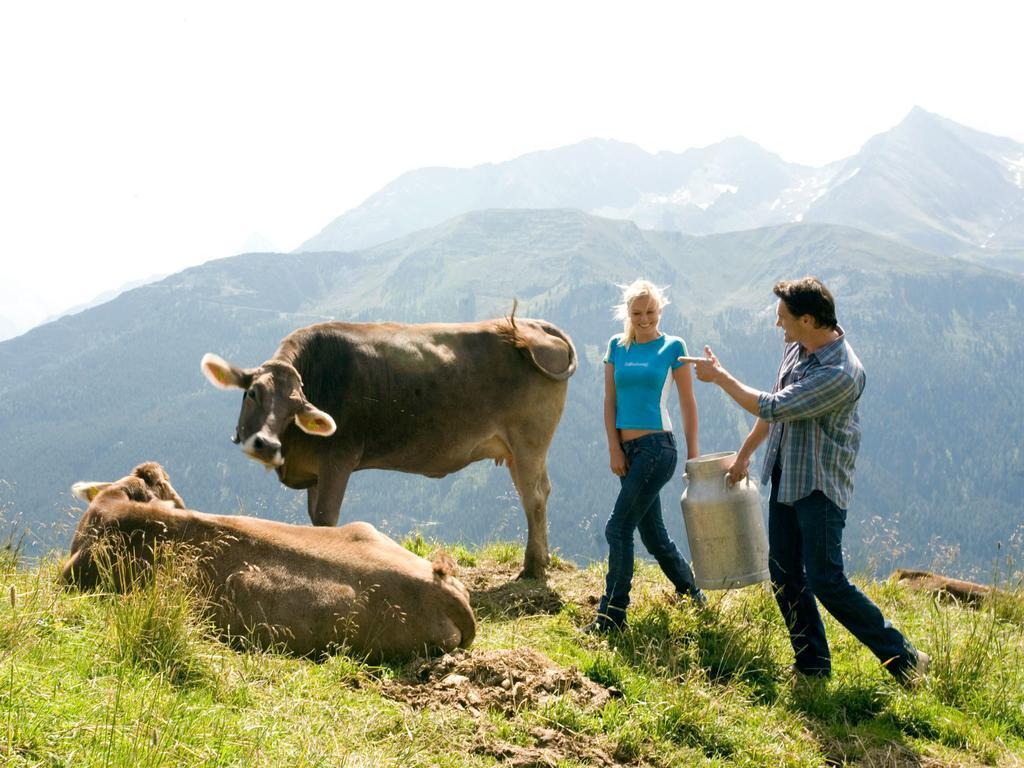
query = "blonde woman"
xmin=586 ymin=279 xmax=706 ymax=633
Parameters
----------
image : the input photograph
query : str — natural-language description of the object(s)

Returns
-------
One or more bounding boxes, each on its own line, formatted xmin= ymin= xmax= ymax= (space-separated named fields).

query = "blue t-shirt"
xmin=604 ymin=333 xmax=688 ymax=430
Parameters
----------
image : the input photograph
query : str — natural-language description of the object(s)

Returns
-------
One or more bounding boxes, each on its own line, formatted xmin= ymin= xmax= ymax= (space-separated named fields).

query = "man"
xmin=690 ymin=276 xmax=928 ymax=684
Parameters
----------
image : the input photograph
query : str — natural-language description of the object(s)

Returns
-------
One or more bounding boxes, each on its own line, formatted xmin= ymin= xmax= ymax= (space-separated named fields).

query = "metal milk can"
xmin=680 ymin=451 xmax=769 ymax=590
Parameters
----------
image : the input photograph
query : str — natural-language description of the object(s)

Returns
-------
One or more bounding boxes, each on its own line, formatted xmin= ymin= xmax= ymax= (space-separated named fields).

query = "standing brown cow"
xmin=201 ymin=314 xmax=576 ymax=579
xmin=63 ymin=462 xmax=476 ymax=660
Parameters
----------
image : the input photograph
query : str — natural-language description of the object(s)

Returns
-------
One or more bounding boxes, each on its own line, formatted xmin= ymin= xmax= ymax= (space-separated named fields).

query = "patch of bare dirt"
xmin=812 ymin=728 xmax=997 ymax=768
xmin=386 ymin=647 xmax=618 ymax=714
xmin=469 ymin=578 xmax=565 ymax=618
xmin=460 ymin=558 xmax=597 ymax=619
xmin=383 ymin=647 xmax=625 ymax=766
xmin=470 ymin=725 xmax=618 ymax=767
xmin=818 ymin=741 xmax=920 ymax=768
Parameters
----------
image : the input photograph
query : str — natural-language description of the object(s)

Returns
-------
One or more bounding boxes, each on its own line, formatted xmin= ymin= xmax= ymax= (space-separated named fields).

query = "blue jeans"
xmin=598 ymin=432 xmax=701 ymax=628
xmin=769 ymin=466 xmax=917 ymax=677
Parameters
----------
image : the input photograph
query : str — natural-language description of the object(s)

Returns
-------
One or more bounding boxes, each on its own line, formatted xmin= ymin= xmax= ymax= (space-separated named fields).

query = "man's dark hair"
xmin=773 ymin=276 xmax=838 ymax=329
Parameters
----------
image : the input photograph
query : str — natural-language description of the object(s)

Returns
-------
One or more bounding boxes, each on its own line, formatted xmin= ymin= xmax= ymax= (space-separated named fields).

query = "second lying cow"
xmin=63 ymin=462 xmax=476 ymax=660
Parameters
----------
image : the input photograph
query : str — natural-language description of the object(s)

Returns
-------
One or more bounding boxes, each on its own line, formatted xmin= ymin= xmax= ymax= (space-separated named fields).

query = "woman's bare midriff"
xmin=618 ymin=428 xmax=666 ymax=442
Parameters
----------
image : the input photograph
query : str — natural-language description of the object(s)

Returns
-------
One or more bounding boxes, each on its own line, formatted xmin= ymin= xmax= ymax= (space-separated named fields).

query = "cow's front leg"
xmin=308 ymin=454 xmax=356 ymax=526
xmin=306 ymin=485 xmax=319 ymax=523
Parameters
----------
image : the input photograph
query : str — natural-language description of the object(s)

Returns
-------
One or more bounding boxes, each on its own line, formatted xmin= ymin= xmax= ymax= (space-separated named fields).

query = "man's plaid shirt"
xmin=757 ymin=328 xmax=865 ymax=509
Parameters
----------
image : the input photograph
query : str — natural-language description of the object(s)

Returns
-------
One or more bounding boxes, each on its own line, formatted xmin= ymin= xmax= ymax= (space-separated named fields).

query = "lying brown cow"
xmin=63 ymin=462 xmax=476 ymax=660
xmin=892 ymin=568 xmax=999 ymax=607
xmin=201 ymin=312 xmax=576 ymax=579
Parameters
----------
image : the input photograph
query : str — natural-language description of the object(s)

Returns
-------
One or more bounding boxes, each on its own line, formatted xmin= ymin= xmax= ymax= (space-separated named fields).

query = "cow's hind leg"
xmin=508 ymin=454 xmax=552 ymax=581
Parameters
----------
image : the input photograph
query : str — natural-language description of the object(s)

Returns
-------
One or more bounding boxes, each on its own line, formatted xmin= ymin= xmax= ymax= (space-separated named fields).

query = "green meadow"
xmin=2 ymin=534 xmax=1022 ymax=767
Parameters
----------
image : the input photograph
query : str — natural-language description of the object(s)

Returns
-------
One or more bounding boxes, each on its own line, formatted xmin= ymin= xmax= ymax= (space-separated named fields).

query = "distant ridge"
xmin=297 ymin=136 xmax=815 ymax=252
xmin=298 ymin=108 xmax=1024 ymax=273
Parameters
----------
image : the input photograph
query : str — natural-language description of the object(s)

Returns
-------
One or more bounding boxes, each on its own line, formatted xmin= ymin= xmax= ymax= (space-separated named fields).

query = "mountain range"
xmin=6 ymin=107 xmax=1023 ymax=345
xmin=2 ymin=209 xmax=1021 ymax=579
xmin=300 ymin=107 xmax=1024 ymax=274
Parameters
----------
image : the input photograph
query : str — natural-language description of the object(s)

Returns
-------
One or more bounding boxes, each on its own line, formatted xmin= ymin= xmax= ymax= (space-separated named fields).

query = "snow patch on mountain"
xmin=648 ymin=182 xmax=739 ymax=210
xmin=775 ymin=165 xmax=861 ymax=222
xmin=773 ymin=172 xmax=833 ymax=221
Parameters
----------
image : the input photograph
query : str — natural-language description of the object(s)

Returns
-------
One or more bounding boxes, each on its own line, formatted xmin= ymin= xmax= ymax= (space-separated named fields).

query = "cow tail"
xmin=505 ymin=298 xmax=519 ymax=330
xmin=497 ymin=303 xmax=578 ymax=382
xmin=530 ymin=322 xmax=578 ymax=381
xmin=496 ymin=300 xmax=529 ymax=352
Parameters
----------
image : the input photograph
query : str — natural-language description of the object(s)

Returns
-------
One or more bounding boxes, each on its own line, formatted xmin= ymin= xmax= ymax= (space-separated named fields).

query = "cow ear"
xmin=71 ymin=482 xmax=110 ymax=503
xmin=201 ymin=353 xmax=253 ymax=390
xmin=295 ymin=404 xmax=337 ymax=437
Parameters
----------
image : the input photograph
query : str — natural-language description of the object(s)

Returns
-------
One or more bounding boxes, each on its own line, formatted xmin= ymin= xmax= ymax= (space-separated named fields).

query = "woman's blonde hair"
xmin=613 ymin=279 xmax=670 ymax=349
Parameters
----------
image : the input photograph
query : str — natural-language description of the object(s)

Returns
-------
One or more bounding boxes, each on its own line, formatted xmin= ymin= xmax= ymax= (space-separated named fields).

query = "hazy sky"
xmin=2 ymin=1 xmax=1022 ymax=335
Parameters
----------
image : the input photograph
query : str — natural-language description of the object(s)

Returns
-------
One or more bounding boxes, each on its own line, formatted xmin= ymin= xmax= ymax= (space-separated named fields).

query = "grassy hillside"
xmin=2 ymin=532 xmax=1023 ymax=767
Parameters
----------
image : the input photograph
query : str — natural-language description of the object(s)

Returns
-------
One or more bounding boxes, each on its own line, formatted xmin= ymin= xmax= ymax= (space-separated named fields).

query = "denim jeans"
xmin=597 ymin=431 xmax=701 ymax=628
xmin=769 ymin=465 xmax=917 ymax=677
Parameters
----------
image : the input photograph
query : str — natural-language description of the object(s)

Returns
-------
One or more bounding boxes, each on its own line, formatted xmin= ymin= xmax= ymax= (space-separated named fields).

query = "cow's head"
xmin=63 ymin=462 xmax=186 ymax=589
xmin=200 ymin=353 xmax=337 ymax=468
xmin=70 ymin=460 xmax=187 ymax=510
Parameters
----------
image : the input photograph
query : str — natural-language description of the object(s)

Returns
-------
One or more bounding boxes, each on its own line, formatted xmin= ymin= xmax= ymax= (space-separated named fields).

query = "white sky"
xmin=2 ymin=1 xmax=1022 ymax=335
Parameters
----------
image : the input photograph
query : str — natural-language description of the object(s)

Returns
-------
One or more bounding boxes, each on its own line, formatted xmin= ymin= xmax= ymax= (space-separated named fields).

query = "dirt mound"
xmin=384 ymin=648 xmax=624 ymax=766
xmin=387 ymin=647 xmax=617 ymax=714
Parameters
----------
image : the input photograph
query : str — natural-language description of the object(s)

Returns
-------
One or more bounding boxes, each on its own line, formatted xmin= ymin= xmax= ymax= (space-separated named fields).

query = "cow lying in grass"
xmin=62 ymin=462 xmax=476 ymax=660
xmin=891 ymin=568 xmax=1005 ymax=607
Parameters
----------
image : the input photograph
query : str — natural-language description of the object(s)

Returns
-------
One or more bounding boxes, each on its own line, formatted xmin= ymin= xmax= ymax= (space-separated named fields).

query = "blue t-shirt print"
xmin=604 ymin=334 xmax=688 ymax=430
